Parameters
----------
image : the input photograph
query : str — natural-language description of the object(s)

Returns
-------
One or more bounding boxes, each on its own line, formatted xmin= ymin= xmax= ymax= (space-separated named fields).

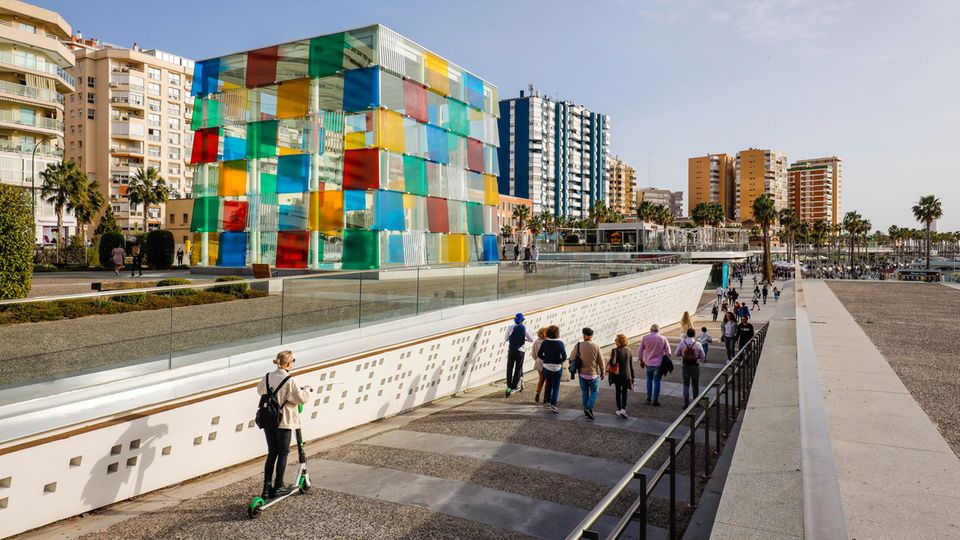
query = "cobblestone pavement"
xmin=826 ymin=281 xmax=960 ymax=456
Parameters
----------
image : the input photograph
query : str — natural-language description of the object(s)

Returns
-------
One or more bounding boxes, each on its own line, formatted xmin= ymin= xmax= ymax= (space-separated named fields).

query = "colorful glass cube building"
xmin=188 ymin=25 xmax=501 ymax=270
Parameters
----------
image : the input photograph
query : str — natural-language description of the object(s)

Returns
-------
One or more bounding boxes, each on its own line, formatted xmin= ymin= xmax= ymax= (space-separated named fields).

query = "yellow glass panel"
xmin=377 ymin=110 xmax=405 ymax=153
xmin=483 ymin=174 xmax=500 ymax=206
xmin=218 ymin=160 xmax=247 ymax=196
xmin=308 ymin=189 xmax=344 ymax=233
xmin=345 ymin=131 xmax=367 ymax=150
xmin=191 ymin=232 xmax=219 ymax=266
xmin=424 ymin=52 xmax=450 ymax=96
xmin=278 ymin=146 xmax=303 ymax=156
xmin=277 ymin=78 xmax=310 ymax=119
xmin=402 ymin=193 xmax=416 ymax=209
xmin=447 ymin=233 xmax=467 ymax=263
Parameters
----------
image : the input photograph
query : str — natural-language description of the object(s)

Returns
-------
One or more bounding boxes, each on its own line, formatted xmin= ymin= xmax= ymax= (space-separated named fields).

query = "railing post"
xmin=668 ymin=437 xmax=677 ymax=540
xmin=715 ymin=382 xmax=724 ymax=453
xmin=688 ymin=413 xmax=697 ymax=508
xmin=701 ymin=397 xmax=711 ymax=477
xmin=637 ymin=472 xmax=648 ymax=540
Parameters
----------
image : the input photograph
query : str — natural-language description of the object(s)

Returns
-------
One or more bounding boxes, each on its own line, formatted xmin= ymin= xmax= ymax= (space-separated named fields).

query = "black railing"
xmin=566 ymin=323 xmax=769 ymax=540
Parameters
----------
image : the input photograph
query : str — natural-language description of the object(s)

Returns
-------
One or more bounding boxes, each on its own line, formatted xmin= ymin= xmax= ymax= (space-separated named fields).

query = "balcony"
xmin=0 ymin=79 xmax=64 ymax=106
xmin=110 ymin=94 xmax=144 ymax=108
xmin=0 ymin=140 xmax=62 ymax=158
xmin=110 ymin=144 xmax=144 ymax=157
xmin=0 ymin=50 xmax=74 ymax=89
xmin=0 ymin=110 xmax=63 ymax=133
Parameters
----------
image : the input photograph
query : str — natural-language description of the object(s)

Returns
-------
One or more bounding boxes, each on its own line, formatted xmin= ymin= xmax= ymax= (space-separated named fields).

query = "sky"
xmin=36 ymin=0 xmax=960 ymax=230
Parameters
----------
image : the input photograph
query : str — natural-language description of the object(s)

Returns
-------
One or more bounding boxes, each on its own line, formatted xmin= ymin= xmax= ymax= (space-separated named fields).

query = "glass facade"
xmin=189 ymin=25 xmax=500 ymax=270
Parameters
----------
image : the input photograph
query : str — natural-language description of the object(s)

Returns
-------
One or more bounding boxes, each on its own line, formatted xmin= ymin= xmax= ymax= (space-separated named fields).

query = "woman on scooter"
xmin=257 ymin=350 xmax=311 ymax=499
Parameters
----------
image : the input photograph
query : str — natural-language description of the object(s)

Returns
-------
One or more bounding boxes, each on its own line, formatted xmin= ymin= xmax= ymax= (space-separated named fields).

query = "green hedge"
xmin=98 ymin=232 xmax=125 ymax=268
xmin=211 ymin=275 xmax=248 ymax=295
xmin=0 ymin=185 xmax=33 ymax=299
xmin=145 ymin=230 xmax=175 ymax=270
xmin=156 ymin=278 xmax=194 ymax=296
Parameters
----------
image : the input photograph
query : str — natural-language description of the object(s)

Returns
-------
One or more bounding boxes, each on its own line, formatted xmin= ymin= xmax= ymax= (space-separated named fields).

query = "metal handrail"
xmin=567 ymin=323 xmax=769 ymax=540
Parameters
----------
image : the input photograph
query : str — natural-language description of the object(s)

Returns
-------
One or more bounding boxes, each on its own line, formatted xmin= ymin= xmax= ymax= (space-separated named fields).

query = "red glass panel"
xmin=343 ymin=149 xmax=379 ymax=190
xmin=426 ymin=196 xmax=449 ymax=233
xmin=222 ymin=200 xmax=248 ymax=231
xmin=190 ymin=127 xmax=219 ymax=164
xmin=403 ymin=79 xmax=428 ymax=123
xmin=466 ymin=137 xmax=484 ymax=173
xmin=276 ymin=230 xmax=309 ymax=269
xmin=246 ymin=46 xmax=279 ymax=87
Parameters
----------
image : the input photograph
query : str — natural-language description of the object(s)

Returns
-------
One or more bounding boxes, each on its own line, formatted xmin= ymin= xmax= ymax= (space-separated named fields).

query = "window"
xmin=87 ymin=77 xmax=95 ymax=88
xmin=147 ymin=82 xmax=161 ymax=96
xmin=182 ymin=213 xmax=188 ymax=224
xmin=169 ymin=213 xmax=175 ymax=224
xmin=168 ymin=132 xmax=180 ymax=144
xmin=167 ymin=87 xmax=180 ymax=100
xmin=147 ymin=67 xmax=161 ymax=80
xmin=168 ymin=73 xmax=181 ymax=86
xmin=148 ymin=128 xmax=161 ymax=142
xmin=147 ymin=146 xmax=161 ymax=157
xmin=70 ymin=93 xmax=75 ymax=101
xmin=168 ymin=164 xmax=180 ymax=175
xmin=87 ymin=109 xmax=95 ymax=119
xmin=168 ymin=117 xmax=180 ymax=130
xmin=147 ymin=98 xmax=161 ymax=112
xmin=147 ymin=113 xmax=161 ymax=126
xmin=168 ymin=147 xmax=181 ymax=160
xmin=18 ymin=22 xmax=36 ymax=33
xmin=167 ymin=103 xmax=181 ymax=116
xmin=87 ymin=93 xmax=95 ymax=104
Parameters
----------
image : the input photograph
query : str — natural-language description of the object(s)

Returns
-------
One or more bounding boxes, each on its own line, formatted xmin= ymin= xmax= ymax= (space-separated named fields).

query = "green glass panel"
xmin=403 ymin=155 xmax=427 ymax=196
xmin=308 ymin=33 xmax=346 ymax=78
xmin=260 ymin=172 xmax=277 ymax=194
xmin=466 ymin=202 xmax=483 ymax=235
xmin=342 ymin=228 xmax=379 ymax=270
xmin=190 ymin=97 xmax=203 ymax=130
xmin=446 ymin=98 xmax=469 ymax=137
xmin=206 ymin=99 xmax=223 ymax=128
xmin=246 ymin=120 xmax=278 ymax=159
xmin=190 ymin=196 xmax=219 ymax=233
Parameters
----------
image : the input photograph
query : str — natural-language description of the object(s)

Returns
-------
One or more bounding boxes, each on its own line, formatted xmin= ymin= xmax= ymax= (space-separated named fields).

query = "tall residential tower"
xmin=607 ymin=155 xmax=636 ymax=216
xmin=788 ymin=156 xmax=842 ymax=225
xmin=688 ymin=153 xmax=734 ymax=219
xmin=735 ymin=148 xmax=788 ymax=223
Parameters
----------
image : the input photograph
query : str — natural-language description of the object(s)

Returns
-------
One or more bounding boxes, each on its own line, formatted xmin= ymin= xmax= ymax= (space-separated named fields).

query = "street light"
xmin=31 ymin=135 xmax=51 ymax=239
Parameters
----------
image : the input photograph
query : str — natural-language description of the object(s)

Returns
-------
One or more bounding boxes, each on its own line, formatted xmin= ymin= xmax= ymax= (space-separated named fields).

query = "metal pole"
xmin=668 ymin=438 xmax=677 ymax=540
xmin=31 ymin=136 xmax=49 ymax=243
xmin=638 ymin=472 xmax=648 ymax=540
xmin=702 ymin=397 xmax=711 ymax=476
xmin=688 ymin=413 xmax=697 ymax=508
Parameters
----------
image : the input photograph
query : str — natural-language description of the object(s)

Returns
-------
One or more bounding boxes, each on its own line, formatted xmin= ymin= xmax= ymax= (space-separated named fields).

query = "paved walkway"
xmin=803 ymin=280 xmax=960 ymax=539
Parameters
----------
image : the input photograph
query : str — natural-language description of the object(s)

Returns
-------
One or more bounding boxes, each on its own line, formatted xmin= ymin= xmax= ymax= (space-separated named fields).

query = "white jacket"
xmin=256 ymin=368 xmax=311 ymax=430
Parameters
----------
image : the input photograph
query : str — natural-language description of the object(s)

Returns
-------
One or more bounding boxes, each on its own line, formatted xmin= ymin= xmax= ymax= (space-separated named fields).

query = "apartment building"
xmin=688 ymin=153 xmax=735 ymax=219
xmin=607 ymin=155 xmax=636 ymax=216
xmin=735 ymin=148 xmax=788 ymax=223
xmin=0 ymin=0 xmax=75 ymax=242
xmin=64 ymin=37 xmax=193 ymax=234
xmin=497 ymin=85 xmax=610 ymax=219
xmin=788 ymin=156 xmax=842 ymax=225
xmin=637 ymin=187 xmax=684 ymax=218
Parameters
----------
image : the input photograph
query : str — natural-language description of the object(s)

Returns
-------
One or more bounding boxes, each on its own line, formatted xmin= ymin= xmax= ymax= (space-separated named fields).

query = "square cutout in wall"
xmin=208 ymin=432 xmax=217 ymax=442
xmin=43 ymin=482 xmax=56 ymax=493
xmin=0 ymin=477 xmax=10 ymax=488
xmin=107 ymin=463 xmax=118 ymax=474
xmin=129 ymin=439 xmax=141 ymax=450
xmin=235 ymin=423 xmax=244 ymax=432
xmin=161 ymin=446 xmax=172 ymax=456
xmin=69 ymin=456 xmax=82 ymax=468
xmin=126 ymin=457 xmax=138 ymax=467
xmin=193 ymin=437 xmax=203 ymax=446
xmin=110 ymin=444 xmax=121 ymax=456
xmin=211 ymin=416 xmax=220 ymax=426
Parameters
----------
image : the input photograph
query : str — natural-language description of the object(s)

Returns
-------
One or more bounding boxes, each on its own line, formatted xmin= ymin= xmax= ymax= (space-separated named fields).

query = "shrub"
xmin=34 ymin=264 xmax=58 ymax=272
xmin=113 ymin=292 xmax=147 ymax=304
xmin=156 ymin=277 xmax=194 ymax=296
xmin=211 ymin=275 xmax=248 ymax=296
xmin=145 ymin=230 xmax=175 ymax=270
xmin=0 ymin=185 xmax=34 ymax=299
xmin=98 ymin=232 xmax=125 ymax=268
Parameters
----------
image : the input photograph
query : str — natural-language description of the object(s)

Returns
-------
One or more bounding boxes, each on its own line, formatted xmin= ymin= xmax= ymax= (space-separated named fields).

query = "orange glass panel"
xmin=308 ymin=190 xmax=344 ymax=233
xmin=277 ymin=78 xmax=310 ymax=119
xmin=377 ymin=109 xmax=405 ymax=153
xmin=218 ymin=160 xmax=247 ymax=196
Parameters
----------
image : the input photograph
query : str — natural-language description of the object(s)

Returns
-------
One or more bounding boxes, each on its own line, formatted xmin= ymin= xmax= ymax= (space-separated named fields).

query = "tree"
xmin=127 ymin=166 xmax=171 ymax=233
xmin=779 ymin=208 xmax=796 ymax=262
xmin=912 ymin=195 xmax=943 ymax=269
xmin=842 ymin=211 xmax=863 ymax=274
xmin=635 ymin=200 xmax=655 ymax=252
xmin=751 ymin=194 xmax=778 ymax=283
xmin=812 ymin=220 xmax=830 ymax=263
xmin=512 ymin=203 xmax=531 ymax=240
xmin=888 ymin=225 xmax=900 ymax=264
xmin=40 ymin=160 xmax=85 ymax=247
xmin=145 ymin=229 xmax=175 ymax=270
xmin=499 ymin=224 xmax=513 ymax=240
xmin=692 ymin=202 xmax=710 ymax=227
xmin=94 ymin=206 xmax=121 ymax=236
xmin=71 ymin=178 xmax=105 ymax=242
xmin=0 ymin=185 xmax=34 ymax=299
xmin=588 ymin=200 xmax=614 ymax=228
xmin=706 ymin=202 xmax=725 ymax=227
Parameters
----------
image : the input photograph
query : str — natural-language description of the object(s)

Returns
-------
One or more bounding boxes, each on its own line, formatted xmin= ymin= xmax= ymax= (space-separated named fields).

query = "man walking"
xmin=637 ymin=324 xmax=671 ymax=406
xmin=716 ymin=285 xmax=724 ymax=304
xmin=504 ymin=313 xmax=533 ymax=396
xmin=130 ymin=243 xmax=144 ymax=277
xmin=677 ymin=328 xmax=706 ymax=407
xmin=574 ymin=328 xmax=603 ymax=420
xmin=762 ymin=283 xmax=768 ymax=305
xmin=737 ymin=315 xmax=755 ymax=351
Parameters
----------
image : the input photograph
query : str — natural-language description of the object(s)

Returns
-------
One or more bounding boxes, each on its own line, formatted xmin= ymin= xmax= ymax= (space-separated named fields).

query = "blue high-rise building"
xmin=497 ymin=85 xmax=610 ymax=219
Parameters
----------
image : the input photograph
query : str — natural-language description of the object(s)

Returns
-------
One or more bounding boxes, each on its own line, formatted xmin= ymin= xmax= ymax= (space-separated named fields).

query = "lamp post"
xmin=30 ymin=136 xmax=51 ymax=241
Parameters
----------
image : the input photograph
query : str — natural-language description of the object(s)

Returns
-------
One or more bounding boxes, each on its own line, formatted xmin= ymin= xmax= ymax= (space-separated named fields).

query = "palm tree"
xmin=812 ymin=219 xmax=830 ymax=263
xmin=751 ymin=194 xmax=777 ymax=282
xmin=842 ymin=211 xmax=863 ymax=275
xmin=40 ymin=160 xmax=85 ymax=247
xmin=887 ymin=225 xmax=900 ymax=264
xmin=127 ymin=166 xmax=171 ymax=233
xmin=779 ymin=208 xmax=796 ymax=262
xmin=71 ymin=178 xmax=105 ymax=242
xmin=588 ymin=199 xmax=613 ymax=228
xmin=912 ymin=195 xmax=943 ymax=269
xmin=706 ymin=202 xmax=725 ymax=227
xmin=635 ymin=200 xmax=655 ymax=252
xmin=692 ymin=202 xmax=710 ymax=228
xmin=500 ymin=223 xmax=513 ymax=241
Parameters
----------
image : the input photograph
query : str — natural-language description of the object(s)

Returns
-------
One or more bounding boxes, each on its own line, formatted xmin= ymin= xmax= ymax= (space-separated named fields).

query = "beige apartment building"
xmin=0 ymin=0 xmax=75 ymax=242
xmin=688 ymin=153 xmax=735 ymax=219
xmin=606 ymin=156 xmax=636 ymax=216
xmin=788 ymin=156 xmax=842 ymax=225
xmin=735 ymin=148 xmax=788 ymax=223
xmin=64 ymin=37 xmax=193 ymax=234
xmin=637 ymin=187 xmax=684 ymax=218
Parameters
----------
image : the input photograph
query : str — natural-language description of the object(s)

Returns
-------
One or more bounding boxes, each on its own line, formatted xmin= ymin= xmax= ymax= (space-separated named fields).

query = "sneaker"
xmin=114 ymin=269 xmax=119 ymax=276
xmin=653 ymin=401 xmax=661 ymax=407
xmin=585 ymin=409 xmax=595 ymax=420
xmin=645 ymin=398 xmax=651 ymax=404
xmin=550 ymin=404 xmax=559 ymax=413
xmin=270 ymin=484 xmax=294 ymax=498
xmin=621 ymin=410 xmax=629 ymax=419
xmin=261 ymin=482 xmax=272 ymax=500
xmin=683 ymin=401 xmax=690 ymax=408
xmin=505 ymin=388 xmax=512 ymax=397
xmin=617 ymin=409 xmax=626 ymax=418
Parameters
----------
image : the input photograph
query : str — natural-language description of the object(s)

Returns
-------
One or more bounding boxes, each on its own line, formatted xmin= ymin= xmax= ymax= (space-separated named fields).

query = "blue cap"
xmin=514 ymin=313 xmax=525 ymax=323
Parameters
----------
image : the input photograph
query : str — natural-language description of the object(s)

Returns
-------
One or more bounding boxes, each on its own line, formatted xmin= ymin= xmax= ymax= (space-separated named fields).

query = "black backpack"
xmin=508 ymin=324 xmax=527 ymax=350
xmin=255 ymin=374 xmax=291 ymax=430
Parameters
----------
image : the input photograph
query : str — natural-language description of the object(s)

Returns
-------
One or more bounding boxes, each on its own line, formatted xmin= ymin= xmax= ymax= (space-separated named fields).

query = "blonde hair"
xmin=537 ymin=327 xmax=548 ymax=339
xmin=615 ymin=334 xmax=628 ymax=348
xmin=274 ymin=350 xmax=294 ymax=368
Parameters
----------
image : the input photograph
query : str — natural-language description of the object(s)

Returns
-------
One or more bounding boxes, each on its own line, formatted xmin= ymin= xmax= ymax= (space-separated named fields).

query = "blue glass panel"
xmin=278 ymin=204 xmax=308 ymax=230
xmin=276 ymin=154 xmax=310 ymax=193
xmin=344 ymin=190 xmax=367 ymax=211
xmin=464 ymin=73 xmax=484 ymax=110
xmin=223 ymin=136 xmax=246 ymax=161
xmin=374 ymin=190 xmax=405 ymax=231
xmin=482 ymin=234 xmax=498 ymax=262
xmin=387 ymin=234 xmax=405 ymax=263
xmin=342 ymin=67 xmax=380 ymax=112
xmin=192 ymin=58 xmax=220 ymax=96
xmin=425 ymin=125 xmax=449 ymax=164
xmin=218 ymin=231 xmax=248 ymax=266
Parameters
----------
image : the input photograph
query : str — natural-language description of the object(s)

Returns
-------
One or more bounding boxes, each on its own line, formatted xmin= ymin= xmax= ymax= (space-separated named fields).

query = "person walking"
xmin=572 ymin=328 xmax=603 ymax=420
xmin=751 ymin=288 xmax=760 ymax=311
xmin=111 ymin=243 xmax=126 ymax=276
xmin=761 ymin=283 xmax=769 ymax=304
xmin=697 ymin=326 xmax=714 ymax=357
xmin=536 ymin=325 xmax=567 ymax=413
xmin=504 ymin=313 xmax=534 ymax=396
xmin=773 ymin=287 xmax=781 ymax=301
xmin=530 ymin=244 xmax=539 ymax=273
xmin=722 ymin=311 xmax=738 ymax=360
xmin=715 ymin=285 xmax=724 ymax=304
xmin=637 ymin=324 xmax=671 ymax=406
xmin=176 ymin=247 xmax=184 ymax=266
xmin=738 ymin=274 xmax=744 ymax=288
xmin=729 ymin=288 xmax=739 ymax=304
xmin=531 ymin=327 xmax=547 ymax=403
xmin=608 ymin=334 xmax=635 ymax=418
xmin=514 ymin=243 xmax=520 ymax=261
xmin=256 ymin=350 xmax=311 ymax=500
xmin=130 ymin=243 xmax=144 ymax=277
xmin=523 ymin=246 xmax=532 ymax=273
xmin=737 ymin=315 xmax=755 ymax=351
xmin=711 ymin=303 xmax=719 ymax=322
xmin=677 ymin=328 xmax=706 ymax=407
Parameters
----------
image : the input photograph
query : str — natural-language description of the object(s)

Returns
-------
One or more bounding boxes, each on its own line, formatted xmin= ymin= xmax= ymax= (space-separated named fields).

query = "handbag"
xmin=606 ymin=348 xmax=621 ymax=376
xmin=569 ymin=343 xmax=582 ymax=379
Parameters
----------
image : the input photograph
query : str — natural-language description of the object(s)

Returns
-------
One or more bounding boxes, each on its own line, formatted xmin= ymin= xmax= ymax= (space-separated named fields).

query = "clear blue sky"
xmin=37 ymin=0 xmax=960 ymax=230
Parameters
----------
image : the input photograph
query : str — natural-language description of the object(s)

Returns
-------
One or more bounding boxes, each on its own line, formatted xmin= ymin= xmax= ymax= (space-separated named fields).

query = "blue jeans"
xmin=579 ymin=376 xmax=600 ymax=410
xmin=542 ymin=368 xmax=562 ymax=406
xmin=682 ymin=364 xmax=700 ymax=405
xmin=702 ymin=343 xmax=709 ymax=357
xmin=645 ymin=365 xmax=662 ymax=402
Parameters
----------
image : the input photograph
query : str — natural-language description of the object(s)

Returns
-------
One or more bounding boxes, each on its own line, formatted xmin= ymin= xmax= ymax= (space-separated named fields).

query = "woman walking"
xmin=722 ymin=311 xmax=738 ymax=360
xmin=608 ymin=334 xmax=635 ymax=418
xmin=536 ymin=325 xmax=567 ymax=413
xmin=256 ymin=350 xmax=311 ymax=500
xmin=531 ymin=327 xmax=547 ymax=402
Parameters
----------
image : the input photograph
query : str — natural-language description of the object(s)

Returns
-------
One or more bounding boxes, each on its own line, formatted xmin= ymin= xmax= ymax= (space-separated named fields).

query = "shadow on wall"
xmin=81 ymin=419 xmax=168 ymax=511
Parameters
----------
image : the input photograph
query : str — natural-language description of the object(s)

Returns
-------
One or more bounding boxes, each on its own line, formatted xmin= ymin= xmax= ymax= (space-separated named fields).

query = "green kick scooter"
xmin=247 ymin=405 xmax=311 ymax=518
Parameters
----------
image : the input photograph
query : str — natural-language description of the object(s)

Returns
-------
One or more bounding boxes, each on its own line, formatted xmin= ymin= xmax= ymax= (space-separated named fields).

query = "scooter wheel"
xmin=298 ymin=475 xmax=311 ymax=494
xmin=247 ymin=499 xmax=263 ymax=518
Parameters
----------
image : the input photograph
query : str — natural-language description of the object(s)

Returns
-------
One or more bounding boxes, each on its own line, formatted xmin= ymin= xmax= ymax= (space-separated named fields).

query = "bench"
xmin=252 ymin=264 xmax=274 ymax=279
